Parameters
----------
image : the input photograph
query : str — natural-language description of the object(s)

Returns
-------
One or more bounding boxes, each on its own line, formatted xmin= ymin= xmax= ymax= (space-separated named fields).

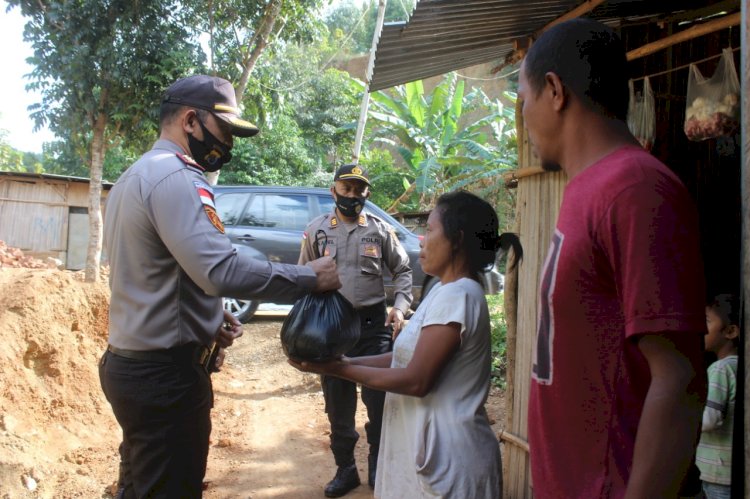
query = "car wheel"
xmin=223 ymin=297 xmax=260 ymax=323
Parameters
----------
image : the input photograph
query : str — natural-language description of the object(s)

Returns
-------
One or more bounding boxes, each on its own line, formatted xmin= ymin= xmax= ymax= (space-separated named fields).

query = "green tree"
xmin=249 ymin=37 xmax=360 ymax=164
xmin=355 ymin=73 xmax=517 ymax=212
xmin=9 ymin=0 xmax=202 ymax=281
xmin=0 ymin=129 xmax=27 ymax=172
xmin=325 ymin=0 xmax=415 ymax=54
xmin=219 ymin=113 xmax=316 ymax=185
xmin=188 ymin=0 xmax=327 ymax=101
xmin=187 ymin=0 xmax=327 ymax=186
xmin=214 ymin=30 xmax=360 ymax=185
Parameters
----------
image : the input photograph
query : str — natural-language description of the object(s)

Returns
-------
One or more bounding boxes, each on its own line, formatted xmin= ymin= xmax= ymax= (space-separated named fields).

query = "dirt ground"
xmin=0 ymin=267 xmax=506 ymax=498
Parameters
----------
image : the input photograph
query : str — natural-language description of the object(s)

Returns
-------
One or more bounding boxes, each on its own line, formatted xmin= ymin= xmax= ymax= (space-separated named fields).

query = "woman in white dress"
xmin=290 ymin=191 xmax=521 ymax=498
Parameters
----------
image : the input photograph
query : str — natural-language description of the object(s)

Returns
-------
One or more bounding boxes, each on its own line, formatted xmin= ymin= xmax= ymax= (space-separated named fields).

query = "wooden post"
xmin=741 ymin=1 xmax=749 ymax=495
xmin=534 ymin=0 xmax=606 ymax=37
xmin=626 ymin=12 xmax=741 ymax=61
xmin=352 ymin=0 xmax=388 ymax=163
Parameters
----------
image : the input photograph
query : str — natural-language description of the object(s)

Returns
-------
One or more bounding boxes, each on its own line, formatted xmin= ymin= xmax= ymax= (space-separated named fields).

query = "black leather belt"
xmin=107 ymin=343 xmax=212 ymax=369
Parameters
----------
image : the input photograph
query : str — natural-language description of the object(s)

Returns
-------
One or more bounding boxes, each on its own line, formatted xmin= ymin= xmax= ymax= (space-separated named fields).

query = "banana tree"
xmin=352 ymin=72 xmax=517 ymax=211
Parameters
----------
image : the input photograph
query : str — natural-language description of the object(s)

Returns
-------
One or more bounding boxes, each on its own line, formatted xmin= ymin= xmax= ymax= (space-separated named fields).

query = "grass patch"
xmin=487 ymin=293 xmax=507 ymax=389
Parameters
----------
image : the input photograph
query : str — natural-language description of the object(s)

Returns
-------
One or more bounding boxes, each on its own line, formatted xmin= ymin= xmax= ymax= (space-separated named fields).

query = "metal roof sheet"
xmin=0 ymin=170 xmax=114 ymax=187
xmin=368 ymin=0 xmax=724 ymax=91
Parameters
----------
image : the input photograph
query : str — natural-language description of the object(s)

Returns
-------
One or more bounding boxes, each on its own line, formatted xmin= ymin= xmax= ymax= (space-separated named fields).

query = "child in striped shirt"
xmin=697 ymin=294 xmax=739 ymax=499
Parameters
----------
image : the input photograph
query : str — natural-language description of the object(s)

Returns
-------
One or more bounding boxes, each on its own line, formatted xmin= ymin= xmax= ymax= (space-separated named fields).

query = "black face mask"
xmin=334 ymin=193 xmax=366 ymax=218
xmin=188 ymin=118 xmax=232 ymax=172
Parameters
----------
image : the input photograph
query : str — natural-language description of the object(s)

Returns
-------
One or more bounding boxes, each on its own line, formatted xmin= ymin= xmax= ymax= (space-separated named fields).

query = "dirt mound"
xmin=0 ymin=268 xmax=119 ymax=498
xmin=0 ymin=267 xmax=508 ymax=498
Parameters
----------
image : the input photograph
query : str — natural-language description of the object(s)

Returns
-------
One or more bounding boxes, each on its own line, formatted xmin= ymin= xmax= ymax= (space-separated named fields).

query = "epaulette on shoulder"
xmin=366 ymin=211 xmax=383 ymax=222
xmin=306 ymin=212 xmax=329 ymax=228
xmin=176 ymin=152 xmax=203 ymax=170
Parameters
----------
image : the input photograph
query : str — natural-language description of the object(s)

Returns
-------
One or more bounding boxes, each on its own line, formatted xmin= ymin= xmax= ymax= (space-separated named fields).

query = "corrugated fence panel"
xmin=0 ymin=179 xmax=68 ymax=252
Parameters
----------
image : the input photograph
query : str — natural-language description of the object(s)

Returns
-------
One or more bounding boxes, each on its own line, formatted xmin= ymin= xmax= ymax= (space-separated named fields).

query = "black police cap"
xmin=163 ymin=75 xmax=259 ymax=137
xmin=334 ymin=164 xmax=370 ymax=186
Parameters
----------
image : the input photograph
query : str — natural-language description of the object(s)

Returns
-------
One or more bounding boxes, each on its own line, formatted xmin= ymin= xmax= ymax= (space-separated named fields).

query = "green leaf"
xmin=405 ymin=80 xmax=426 ymax=128
xmin=450 ymin=79 xmax=465 ymax=120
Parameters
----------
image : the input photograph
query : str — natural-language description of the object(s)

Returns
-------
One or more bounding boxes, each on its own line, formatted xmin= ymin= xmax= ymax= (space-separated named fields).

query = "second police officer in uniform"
xmin=299 ymin=164 xmax=413 ymax=497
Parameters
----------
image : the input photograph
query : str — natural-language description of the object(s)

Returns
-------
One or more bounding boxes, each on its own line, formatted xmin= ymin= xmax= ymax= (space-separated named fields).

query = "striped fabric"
xmin=696 ymin=355 xmax=737 ymax=485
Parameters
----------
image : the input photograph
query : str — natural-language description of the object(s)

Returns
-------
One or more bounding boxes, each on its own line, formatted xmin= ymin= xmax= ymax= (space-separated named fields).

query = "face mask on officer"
xmin=334 ymin=192 xmax=366 ymax=218
xmin=188 ymin=117 xmax=232 ymax=172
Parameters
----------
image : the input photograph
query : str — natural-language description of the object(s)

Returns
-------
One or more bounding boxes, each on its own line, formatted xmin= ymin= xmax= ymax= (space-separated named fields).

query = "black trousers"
xmin=99 ymin=350 xmax=213 ymax=499
xmin=322 ymin=302 xmax=392 ymax=467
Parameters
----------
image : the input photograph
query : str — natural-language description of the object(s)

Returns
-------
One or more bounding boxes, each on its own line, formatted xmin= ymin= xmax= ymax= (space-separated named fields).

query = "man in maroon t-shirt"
xmin=519 ymin=19 xmax=707 ymax=498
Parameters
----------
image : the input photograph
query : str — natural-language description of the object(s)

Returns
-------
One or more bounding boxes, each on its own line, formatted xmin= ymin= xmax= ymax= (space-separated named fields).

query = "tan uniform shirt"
xmin=298 ymin=210 xmax=412 ymax=314
xmin=104 ymin=139 xmax=317 ymax=350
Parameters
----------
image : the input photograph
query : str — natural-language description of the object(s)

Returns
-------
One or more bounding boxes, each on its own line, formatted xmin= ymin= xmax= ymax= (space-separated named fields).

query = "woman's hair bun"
xmin=497 ymin=232 xmax=523 ymax=270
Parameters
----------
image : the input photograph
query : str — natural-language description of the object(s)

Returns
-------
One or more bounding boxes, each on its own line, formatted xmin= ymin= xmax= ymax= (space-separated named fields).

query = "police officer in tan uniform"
xmin=299 ymin=164 xmax=412 ymax=497
xmin=100 ymin=75 xmax=340 ymax=499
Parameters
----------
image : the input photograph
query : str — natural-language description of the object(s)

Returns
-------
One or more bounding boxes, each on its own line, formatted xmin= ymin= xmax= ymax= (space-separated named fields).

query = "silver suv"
xmin=214 ymin=186 xmax=428 ymax=322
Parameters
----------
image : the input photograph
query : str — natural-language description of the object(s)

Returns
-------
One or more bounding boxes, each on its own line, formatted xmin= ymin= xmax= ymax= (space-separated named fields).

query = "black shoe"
xmin=368 ymin=454 xmax=377 ymax=488
xmin=324 ymin=464 xmax=361 ymax=498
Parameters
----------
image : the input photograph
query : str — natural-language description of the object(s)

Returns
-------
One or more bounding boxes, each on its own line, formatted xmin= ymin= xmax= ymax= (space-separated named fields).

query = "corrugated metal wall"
xmin=370 ymin=0 xmax=582 ymax=90
xmin=0 ymin=178 xmax=68 ymax=254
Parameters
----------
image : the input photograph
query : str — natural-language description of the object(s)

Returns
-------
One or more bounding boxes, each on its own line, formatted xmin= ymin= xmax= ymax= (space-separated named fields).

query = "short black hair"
xmin=159 ymin=101 xmax=186 ymax=129
xmin=158 ymin=105 xmax=214 ymax=133
xmin=434 ymin=191 xmax=522 ymax=282
xmin=708 ymin=293 xmax=740 ymax=346
xmin=524 ymin=18 xmax=629 ymax=120
xmin=708 ymin=294 xmax=740 ymax=326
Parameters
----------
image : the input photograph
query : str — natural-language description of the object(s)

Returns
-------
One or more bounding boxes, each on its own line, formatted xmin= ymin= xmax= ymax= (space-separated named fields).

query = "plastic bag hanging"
xmin=280 ymin=230 xmax=361 ymax=361
xmin=280 ymin=291 xmax=361 ymax=362
xmin=684 ymin=48 xmax=740 ymax=141
xmin=627 ymin=77 xmax=656 ymax=151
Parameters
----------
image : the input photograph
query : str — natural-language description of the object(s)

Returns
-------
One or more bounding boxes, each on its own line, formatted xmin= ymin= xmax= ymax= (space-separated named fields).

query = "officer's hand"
xmin=307 ymin=256 xmax=342 ymax=292
xmin=213 ymin=348 xmax=226 ymax=370
xmin=386 ymin=308 xmax=405 ymax=339
xmin=216 ymin=310 xmax=243 ymax=348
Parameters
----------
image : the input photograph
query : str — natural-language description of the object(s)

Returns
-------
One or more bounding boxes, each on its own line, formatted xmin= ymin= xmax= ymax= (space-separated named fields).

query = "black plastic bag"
xmin=280 ymin=291 xmax=360 ymax=362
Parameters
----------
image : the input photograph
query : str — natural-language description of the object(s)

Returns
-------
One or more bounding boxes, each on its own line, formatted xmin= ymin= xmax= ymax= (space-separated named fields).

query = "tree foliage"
xmin=189 ymin=0 xmax=326 ymax=100
xmin=324 ymin=0 xmax=415 ymax=54
xmin=9 ymin=1 xmax=519 ymax=236
xmin=355 ymin=73 xmax=518 ymax=212
xmin=8 ymin=0 xmax=204 ymax=280
xmin=0 ymin=128 xmax=33 ymax=172
xmin=11 ymin=0 xmax=202 ymax=150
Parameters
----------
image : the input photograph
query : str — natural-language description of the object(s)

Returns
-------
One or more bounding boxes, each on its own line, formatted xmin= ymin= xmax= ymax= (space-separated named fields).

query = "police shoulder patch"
xmin=192 ymin=181 xmax=224 ymax=233
xmin=177 ymin=152 xmax=203 ymax=170
xmin=205 ymin=206 xmax=225 ymax=234
xmin=193 ymin=181 xmax=216 ymax=210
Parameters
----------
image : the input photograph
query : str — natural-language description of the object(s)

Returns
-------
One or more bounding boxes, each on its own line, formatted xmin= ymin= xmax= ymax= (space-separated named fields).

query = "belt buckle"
xmin=199 ymin=344 xmax=215 ymax=373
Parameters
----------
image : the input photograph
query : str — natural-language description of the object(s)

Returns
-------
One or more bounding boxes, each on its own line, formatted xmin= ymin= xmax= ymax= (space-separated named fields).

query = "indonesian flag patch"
xmin=194 ymin=181 xmax=224 ymax=233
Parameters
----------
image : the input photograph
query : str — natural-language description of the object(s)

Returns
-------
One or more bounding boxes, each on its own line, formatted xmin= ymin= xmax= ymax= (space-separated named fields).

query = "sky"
xmin=0 ymin=6 xmax=55 ymax=153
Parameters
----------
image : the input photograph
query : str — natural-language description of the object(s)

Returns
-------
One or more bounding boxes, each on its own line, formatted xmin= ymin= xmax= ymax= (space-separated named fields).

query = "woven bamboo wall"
xmin=502 ymin=100 xmax=567 ymax=498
